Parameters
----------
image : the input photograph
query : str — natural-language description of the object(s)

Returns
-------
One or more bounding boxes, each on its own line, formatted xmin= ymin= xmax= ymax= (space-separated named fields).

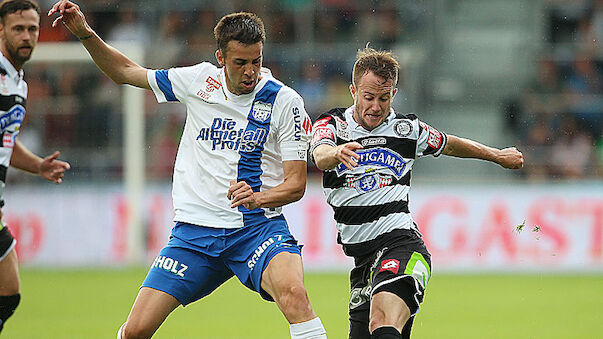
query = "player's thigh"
xmin=369 ymin=290 xmax=410 ymax=331
xmin=0 ymin=226 xmax=19 ymax=295
xmin=124 ymin=287 xmax=181 ymax=337
xmin=260 ymin=251 xmax=305 ymax=298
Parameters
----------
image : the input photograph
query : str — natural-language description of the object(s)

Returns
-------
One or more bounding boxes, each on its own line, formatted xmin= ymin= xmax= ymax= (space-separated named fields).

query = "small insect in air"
xmin=532 ymin=225 xmax=541 ymax=232
xmin=515 ymin=220 xmax=526 ymax=233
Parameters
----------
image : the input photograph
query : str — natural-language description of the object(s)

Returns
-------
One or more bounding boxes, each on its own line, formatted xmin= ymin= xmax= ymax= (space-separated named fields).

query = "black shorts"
xmin=348 ymin=229 xmax=431 ymax=339
xmin=0 ymin=225 xmax=16 ymax=261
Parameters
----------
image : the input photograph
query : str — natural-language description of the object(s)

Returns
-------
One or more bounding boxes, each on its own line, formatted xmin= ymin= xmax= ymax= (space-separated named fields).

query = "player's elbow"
xmin=290 ymin=184 xmax=305 ymax=202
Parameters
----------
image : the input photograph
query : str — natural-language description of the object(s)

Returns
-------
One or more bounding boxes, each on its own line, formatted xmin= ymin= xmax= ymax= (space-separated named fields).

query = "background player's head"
xmin=350 ymin=47 xmax=399 ymax=131
xmin=214 ymin=12 xmax=265 ymax=95
xmin=0 ymin=0 xmax=39 ymax=70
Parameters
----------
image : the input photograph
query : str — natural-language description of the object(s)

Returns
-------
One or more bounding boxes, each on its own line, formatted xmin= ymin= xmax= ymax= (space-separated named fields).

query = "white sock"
xmin=289 ymin=317 xmax=327 ymax=339
xmin=117 ymin=323 xmax=125 ymax=339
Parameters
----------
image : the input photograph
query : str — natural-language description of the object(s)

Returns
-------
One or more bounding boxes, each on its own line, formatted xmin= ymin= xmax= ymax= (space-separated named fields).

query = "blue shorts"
xmin=142 ymin=215 xmax=301 ymax=305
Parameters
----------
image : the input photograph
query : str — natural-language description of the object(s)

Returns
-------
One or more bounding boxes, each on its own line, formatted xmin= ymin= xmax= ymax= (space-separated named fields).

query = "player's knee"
xmin=0 ymin=293 xmax=20 ymax=332
xmin=121 ymin=321 xmax=154 ymax=339
xmin=277 ymin=284 xmax=312 ymax=315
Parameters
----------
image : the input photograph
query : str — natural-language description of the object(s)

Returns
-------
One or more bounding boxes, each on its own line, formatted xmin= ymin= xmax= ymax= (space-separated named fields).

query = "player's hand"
xmin=48 ymin=1 xmax=92 ymax=38
xmin=332 ymin=142 xmax=363 ymax=170
xmin=497 ymin=147 xmax=524 ymax=170
xmin=228 ymin=180 xmax=260 ymax=210
xmin=39 ymin=151 xmax=71 ymax=184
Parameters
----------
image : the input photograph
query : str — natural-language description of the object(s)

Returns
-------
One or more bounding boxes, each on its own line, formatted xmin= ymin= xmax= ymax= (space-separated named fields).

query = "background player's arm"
xmin=312 ymin=142 xmax=363 ymax=171
xmin=49 ymin=1 xmax=150 ymax=89
xmin=442 ymin=134 xmax=524 ymax=169
xmin=228 ymin=160 xmax=307 ymax=210
xmin=10 ymin=140 xmax=70 ymax=183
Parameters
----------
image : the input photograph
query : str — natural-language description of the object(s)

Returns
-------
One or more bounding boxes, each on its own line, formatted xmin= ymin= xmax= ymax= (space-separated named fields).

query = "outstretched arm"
xmin=10 ymin=140 xmax=71 ymax=183
xmin=228 ymin=160 xmax=307 ymax=210
xmin=48 ymin=1 xmax=150 ymax=89
xmin=442 ymin=135 xmax=524 ymax=169
xmin=312 ymin=142 xmax=363 ymax=171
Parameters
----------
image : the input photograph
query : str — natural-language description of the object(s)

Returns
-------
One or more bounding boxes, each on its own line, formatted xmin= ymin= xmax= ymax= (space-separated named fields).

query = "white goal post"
xmin=31 ymin=42 xmax=146 ymax=264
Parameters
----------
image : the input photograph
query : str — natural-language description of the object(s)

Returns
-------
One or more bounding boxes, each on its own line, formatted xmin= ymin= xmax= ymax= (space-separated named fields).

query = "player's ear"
xmin=392 ymin=88 xmax=398 ymax=99
xmin=349 ymin=84 xmax=356 ymax=98
xmin=215 ymin=49 xmax=225 ymax=67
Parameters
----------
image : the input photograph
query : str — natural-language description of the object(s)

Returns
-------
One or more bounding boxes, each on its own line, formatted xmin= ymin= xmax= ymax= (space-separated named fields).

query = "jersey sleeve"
xmin=276 ymin=93 xmax=312 ymax=162
xmin=309 ymin=113 xmax=337 ymax=155
xmin=147 ymin=64 xmax=205 ymax=103
xmin=416 ymin=120 xmax=447 ymax=157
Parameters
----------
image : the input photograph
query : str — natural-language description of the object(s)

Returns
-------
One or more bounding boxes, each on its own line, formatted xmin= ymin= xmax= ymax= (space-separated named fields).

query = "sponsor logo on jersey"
xmin=152 ymin=255 xmax=189 ymax=277
xmin=247 ymin=234 xmax=285 ymax=270
xmin=421 ymin=122 xmax=442 ymax=149
xmin=380 ymin=259 xmax=400 ymax=274
xmin=205 ymin=76 xmax=221 ymax=92
xmin=394 ymin=120 xmax=413 ymax=137
xmin=335 ymin=147 xmax=407 ymax=179
xmin=361 ymin=137 xmax=386 ymax=147
xmin=251 ymin=101 xmax=272 ymax=122
xmin=2 ymin=131 xmax=14 ymax=148
xmin=0 ymin=104 xmax=24 ymax=132
xmin=312 ymin=127 xmax=334 ymax=144
xmin=292 ymin=107 xmax=302 ymax=141
xmin=313 ymin=116 xmax=331 ymax=128
xmin=196 ymin=117 xmax=268 ymax=152
xmin=334 ymin=116 xmax=349 ymax=140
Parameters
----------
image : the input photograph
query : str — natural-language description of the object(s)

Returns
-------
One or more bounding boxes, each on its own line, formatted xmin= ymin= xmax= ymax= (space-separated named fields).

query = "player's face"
xmin=350 ymin=71 xmax=397 ymax=131
xmin=216 ymin=40 xmax=263 ymax=95
xmin=0 ymin=9 xmax=40 ymax=69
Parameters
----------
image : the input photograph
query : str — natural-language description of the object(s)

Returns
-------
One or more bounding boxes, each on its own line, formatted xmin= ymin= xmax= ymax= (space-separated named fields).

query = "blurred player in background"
xmin=0 ymin=0 xmax=70 ymax=334
xmin=311 ymin=47 xmax=524 ymax=339
xmin=49 ymin=1 xmax=326 ymax=338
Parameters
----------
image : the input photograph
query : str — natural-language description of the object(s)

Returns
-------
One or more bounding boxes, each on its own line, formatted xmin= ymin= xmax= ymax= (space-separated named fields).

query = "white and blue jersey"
xmin=147 ymin=62 xmax=311 ymax=229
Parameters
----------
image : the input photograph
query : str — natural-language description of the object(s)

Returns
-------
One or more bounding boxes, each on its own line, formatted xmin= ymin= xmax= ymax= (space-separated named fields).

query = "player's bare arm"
xmin=48 ymin=0 xmax=150 ymax=89
xmin=10 ymin=140 xmax=70 ymax=183
xmin=442 ymin=134 xmax=524 ymax=169
xmin=312 ymin=142 xmax=363 ymax=171
xmin=228 ymin=160 xmax=306 ymax=210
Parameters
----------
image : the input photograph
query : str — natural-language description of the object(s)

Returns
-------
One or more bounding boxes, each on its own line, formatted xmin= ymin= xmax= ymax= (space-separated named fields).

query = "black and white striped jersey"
xmin=0 ymin=53 xmax=28 ymax=200
xmin=310 ymin=106 xmax=446 ymax=255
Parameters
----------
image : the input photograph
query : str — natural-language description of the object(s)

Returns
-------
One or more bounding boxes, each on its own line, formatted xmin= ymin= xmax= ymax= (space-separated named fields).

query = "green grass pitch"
xmin=5 ymin=268 xmax=602 ymax=338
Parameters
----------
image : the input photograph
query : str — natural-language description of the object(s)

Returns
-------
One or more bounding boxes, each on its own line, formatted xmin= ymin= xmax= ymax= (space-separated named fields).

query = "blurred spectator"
xmin=296 ymin=61 xmax=326 ymax=119
xmin=107 ymin=7 xmax=150 ymax=46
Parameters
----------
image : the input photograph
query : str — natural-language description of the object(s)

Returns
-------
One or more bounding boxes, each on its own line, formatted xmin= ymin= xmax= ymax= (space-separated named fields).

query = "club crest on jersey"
xmin=345 ymin=173 xmax=393 ymax=193
xmin=335 ymin=147 xmax=407 ymax=179
xmin=394 ymin=120 xmax=413 ymax=137
xmin=251 ymin=101 xmax=272 ymax=122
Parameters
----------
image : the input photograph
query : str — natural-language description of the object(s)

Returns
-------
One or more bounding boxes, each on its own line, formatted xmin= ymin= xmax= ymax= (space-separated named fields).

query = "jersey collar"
xmin=0 ymin=52 xmax=24 ymax=82
xmin=219 ymin=66 xmax=272 ymax=104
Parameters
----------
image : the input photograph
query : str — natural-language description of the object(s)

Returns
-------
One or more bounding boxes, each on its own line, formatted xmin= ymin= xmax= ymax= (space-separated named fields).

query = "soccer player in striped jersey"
xmin=311 ymin=47 xmax=524 ymax=339
xmin=0 ymin=0 xmax=70 ymax=334
xmin=50 ymin=1 xmax=326 ymax=338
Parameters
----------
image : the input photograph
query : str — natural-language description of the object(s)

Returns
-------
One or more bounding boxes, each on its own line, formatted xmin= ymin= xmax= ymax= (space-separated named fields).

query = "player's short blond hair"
xmin=352 ymin=46 xmax=399 ymax=87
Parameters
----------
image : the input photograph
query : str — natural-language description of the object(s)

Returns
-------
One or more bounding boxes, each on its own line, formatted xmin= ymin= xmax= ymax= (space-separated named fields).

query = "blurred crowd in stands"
xmin=11 ymin=0 xmax=602 ymax=183
xmin=506 ymin=0 xmax=602 ymax=180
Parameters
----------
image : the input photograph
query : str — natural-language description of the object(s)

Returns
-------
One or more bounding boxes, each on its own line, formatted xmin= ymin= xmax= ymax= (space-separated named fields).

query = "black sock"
xmin=371 ymin=326 xmax=401 ymax=339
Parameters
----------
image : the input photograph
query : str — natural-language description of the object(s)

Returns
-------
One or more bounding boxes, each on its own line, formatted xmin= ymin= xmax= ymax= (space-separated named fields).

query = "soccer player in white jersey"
xmin=50 ymin=1 xmax=327 ymax=338
xmin=0 ymin=0 xmax=70 ymax=334
xmin=311 ymin=47 xmax=524 ymax=339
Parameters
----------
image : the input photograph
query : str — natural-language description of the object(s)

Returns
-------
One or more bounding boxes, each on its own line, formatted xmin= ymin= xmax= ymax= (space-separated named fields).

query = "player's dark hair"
xmin=352 ymin=46 xmax=399 ymax=88
xmin=0 ymin=0 xmax=40 ymax=23
xmin=214 ymin=12 xmax=265 ymax=56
